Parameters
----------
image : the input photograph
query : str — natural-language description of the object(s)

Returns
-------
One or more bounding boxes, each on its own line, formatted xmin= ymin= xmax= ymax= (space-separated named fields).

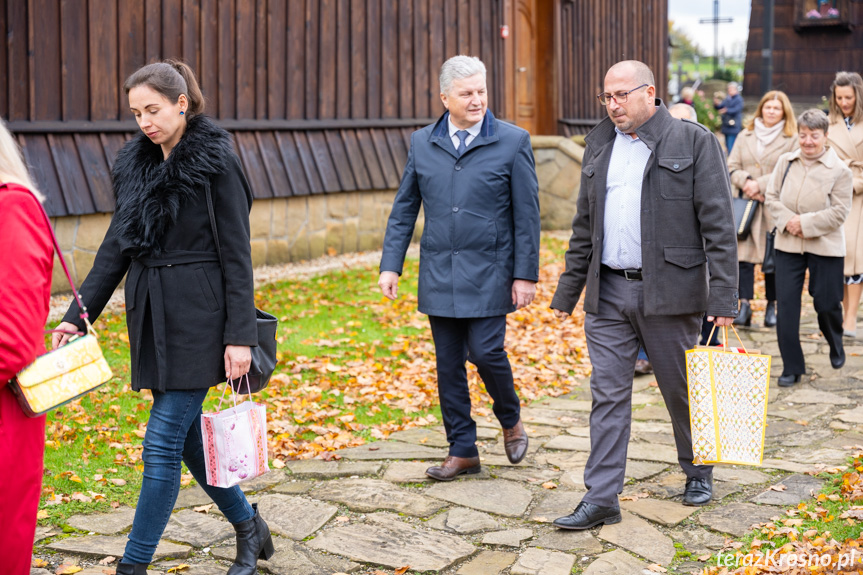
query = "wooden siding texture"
xmin=557 ymin=0 xmax=668 ymax=135
xmin=17 ymin=127 xmax=412 ymax=217
xmin=0 ymin=0 xmax=505 ymax=124
xmin=2 ymin=0 xmax=668 ymax=214
xmin=744 ymin=0 xmax=863 ymax=98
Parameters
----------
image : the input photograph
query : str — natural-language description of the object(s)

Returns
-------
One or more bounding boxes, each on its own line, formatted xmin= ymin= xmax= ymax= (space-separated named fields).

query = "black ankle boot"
xmin=115 ymin=564 xmax=148 ymax=575
xmin=228 ymin=503 xmax=275 ymax=575
xmin=764 ymin=301 xmax=777 ymax=327
xmin=733 ymin=300 xmax=752 ymax=326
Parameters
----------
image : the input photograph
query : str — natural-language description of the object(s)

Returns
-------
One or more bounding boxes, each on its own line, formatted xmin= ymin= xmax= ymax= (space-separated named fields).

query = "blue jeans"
xmin=724 ymin=133 xmax=738 ymax=154
xmin=122 ymin=388 xmax=254 ymax=564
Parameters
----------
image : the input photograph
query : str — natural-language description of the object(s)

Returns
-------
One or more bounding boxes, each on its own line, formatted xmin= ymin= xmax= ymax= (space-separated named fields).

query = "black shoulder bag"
xmin=204 ymin=186 xmax=278 ymax=393
xmin=762 ymin=161 xmax=793 ymax=275
xmin=733 ymin=195 xmax=758 ymax=240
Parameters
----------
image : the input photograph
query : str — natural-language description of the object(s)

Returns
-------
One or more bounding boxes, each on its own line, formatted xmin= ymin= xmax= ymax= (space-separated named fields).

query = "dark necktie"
xmin=456 ymin=130 xmax=469 ymax=156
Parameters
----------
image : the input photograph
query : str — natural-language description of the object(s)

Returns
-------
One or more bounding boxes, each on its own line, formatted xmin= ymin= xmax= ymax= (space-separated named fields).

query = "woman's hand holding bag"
xmin=224 ymin=345 xmax=252 ymax=381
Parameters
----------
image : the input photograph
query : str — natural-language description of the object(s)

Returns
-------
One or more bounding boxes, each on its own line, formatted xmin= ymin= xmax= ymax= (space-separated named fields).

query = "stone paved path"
xmin=33 ymin=311 xmax=863 ymax=574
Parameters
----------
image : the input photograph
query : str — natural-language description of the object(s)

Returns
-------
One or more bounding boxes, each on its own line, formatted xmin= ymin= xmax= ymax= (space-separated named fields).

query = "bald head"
xmin=607 ymin=60 xmax=655 ymax=87
xmin=603 ymin=60 xmax=657 ymax=134
xmin=669 ymin=103 xmax=698 ymax=122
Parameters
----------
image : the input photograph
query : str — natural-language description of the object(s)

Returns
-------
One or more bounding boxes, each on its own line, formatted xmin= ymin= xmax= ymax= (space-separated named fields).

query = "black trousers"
xmin=739 ymin=261 xmax=776 ymax=301
xmin=775 ymin=250 xmax=844 ymax=376
xmin=428 ymin=315 xmax=521 ymax=458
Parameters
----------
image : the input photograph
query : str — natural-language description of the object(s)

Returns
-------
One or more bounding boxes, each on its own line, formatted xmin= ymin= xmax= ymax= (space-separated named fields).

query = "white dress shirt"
xmin=448 ymin=116 xmax=483 ymax=152
xmin=601 ymin=128 xmax=653 ymax=270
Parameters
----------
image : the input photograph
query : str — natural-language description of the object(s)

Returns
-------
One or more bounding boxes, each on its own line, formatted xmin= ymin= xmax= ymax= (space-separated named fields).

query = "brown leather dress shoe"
xmin=634 ymin=359 xmax=653 ymax=376
xmin=503 ymin=419 xmax=529 ymax=464
xmin=425 ymin=456 xmax=481 ymax=481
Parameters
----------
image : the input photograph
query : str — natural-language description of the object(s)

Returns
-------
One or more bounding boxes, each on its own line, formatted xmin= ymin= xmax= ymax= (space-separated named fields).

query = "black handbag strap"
xmin=203 ymin=186 xmax=225 ymax=273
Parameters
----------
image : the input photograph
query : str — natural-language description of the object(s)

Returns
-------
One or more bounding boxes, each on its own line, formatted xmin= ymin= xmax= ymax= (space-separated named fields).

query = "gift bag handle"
xmin=215 ymin=374 xmax=254 ymax=413
xmin=705 ymin=324 xmax=750 ymax=355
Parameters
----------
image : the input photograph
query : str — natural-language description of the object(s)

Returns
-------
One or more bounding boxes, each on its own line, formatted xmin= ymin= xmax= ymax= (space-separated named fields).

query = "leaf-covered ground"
xmin=698 ymin=455 xmax=863 ymax=574
xmin=38 ymin=234 xmax=590 ymax=524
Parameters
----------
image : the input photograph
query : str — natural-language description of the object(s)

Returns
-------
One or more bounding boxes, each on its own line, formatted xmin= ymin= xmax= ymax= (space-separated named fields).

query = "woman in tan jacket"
xmin=766 ymin=109 xmax=853 ymax=387
xmin=727 ymin=91 xmax=797 ymax=327
xmin=826 ymin=72 xmax=863 ymax=337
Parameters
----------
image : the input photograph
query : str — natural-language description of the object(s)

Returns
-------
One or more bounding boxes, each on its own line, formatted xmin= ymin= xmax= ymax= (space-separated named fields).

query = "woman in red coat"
xmin=0 ymin=120 xmax=54 ymax=574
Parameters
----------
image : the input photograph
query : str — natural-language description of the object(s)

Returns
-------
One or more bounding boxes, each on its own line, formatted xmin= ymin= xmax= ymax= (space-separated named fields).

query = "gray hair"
xmin=439 ymin=56 xmax=487 ymax=95
xmin=727 ymin=82 xmax=739 ymax=90
xmin=669 ymin=103 xmax=698 ymax=122
xmin=797 ymin=108 xmax=829 ymax=133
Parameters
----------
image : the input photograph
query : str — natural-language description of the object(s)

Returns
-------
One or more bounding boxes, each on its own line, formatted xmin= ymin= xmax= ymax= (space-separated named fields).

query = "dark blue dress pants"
xmin=428 ymin=315 xmax=521 ymax=458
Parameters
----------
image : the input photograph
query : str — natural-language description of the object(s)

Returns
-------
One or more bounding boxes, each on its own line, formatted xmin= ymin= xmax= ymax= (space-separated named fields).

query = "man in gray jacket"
xmin=379 ymin=56 xmax=540 ymax=481
xmin=551 ymin=60 xmax=738 ymax=529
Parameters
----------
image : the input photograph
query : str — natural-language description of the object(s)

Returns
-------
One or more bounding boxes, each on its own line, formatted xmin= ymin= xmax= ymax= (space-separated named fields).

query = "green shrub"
xmin=711 ymin=67 xmax=738 ymax=82
xmin=692 ymin=91 xmax=722 ymax=132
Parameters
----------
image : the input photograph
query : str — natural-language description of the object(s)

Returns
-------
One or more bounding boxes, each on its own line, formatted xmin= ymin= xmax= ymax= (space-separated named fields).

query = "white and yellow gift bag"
xmin=686 ymin=326 xmax=771 ymax=466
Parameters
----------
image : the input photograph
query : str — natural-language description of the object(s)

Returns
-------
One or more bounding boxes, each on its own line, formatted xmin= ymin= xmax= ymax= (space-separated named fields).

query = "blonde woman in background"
xmin=0 ymin=119 xmax=54 ymax=574
xmin=826 ymin=72 xmax=863 ymax=337
xmin=727 ymin=91 xmax=798 ymax=327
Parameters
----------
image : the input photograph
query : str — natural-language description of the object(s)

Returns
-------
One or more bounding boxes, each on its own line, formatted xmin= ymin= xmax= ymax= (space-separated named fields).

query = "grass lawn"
xmin=38 ymin=234 xmax=587 ymax=526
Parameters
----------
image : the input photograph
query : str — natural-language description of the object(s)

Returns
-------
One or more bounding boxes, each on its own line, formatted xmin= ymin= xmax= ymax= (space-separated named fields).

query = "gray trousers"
xmin=582 ymin=269 xmax=713 ymax=507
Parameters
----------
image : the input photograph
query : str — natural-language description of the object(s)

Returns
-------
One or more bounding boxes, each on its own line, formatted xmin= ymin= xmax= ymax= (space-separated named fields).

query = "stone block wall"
xmin=247 ymin=190 xmax=403 ymax=269
xmin=49 ymin=140 xmax=583 ymax=294
xmin=531 ymin=135 xmax=584 ymax=231
xmin=49 ymin=191 xmax=405 ymax=294
xmin=49 ymin=213 xmax=113 ymax=295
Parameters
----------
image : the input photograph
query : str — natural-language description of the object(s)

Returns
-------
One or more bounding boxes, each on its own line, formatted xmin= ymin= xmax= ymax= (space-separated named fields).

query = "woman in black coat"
xmin=54 ymin=61 xmax=272 ymax=575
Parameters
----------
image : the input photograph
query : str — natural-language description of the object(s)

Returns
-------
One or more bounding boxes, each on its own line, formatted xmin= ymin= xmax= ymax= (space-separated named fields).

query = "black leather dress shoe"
xmin=552 ymin=501 xmax=622 ymax=530
xmin=831 ymin=348 xmax=846 ymax=369
xmin=683 ymin=476 xmax=713 ymax=506
xmin=425 ymin=456 xmax=481 ymax=481
xmin=777 ymin=373 xmax=801 ymax=387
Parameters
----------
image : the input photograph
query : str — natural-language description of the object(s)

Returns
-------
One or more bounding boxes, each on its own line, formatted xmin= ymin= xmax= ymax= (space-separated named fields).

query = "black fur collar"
xmin=111 ymin=115 xmax=232 ymax=256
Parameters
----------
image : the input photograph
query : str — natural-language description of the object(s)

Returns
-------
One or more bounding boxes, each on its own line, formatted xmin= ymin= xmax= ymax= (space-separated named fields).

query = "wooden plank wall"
xmin=557 ymin=0 xmax=668 ymax=135
xmin=0 ymin=0 xmax=505 ymax=124
xmin=744 ymin=0 xmax=863 ymax=98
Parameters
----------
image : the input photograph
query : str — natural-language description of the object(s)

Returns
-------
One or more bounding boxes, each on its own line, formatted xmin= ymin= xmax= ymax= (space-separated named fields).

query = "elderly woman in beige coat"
xmin=728 ymin=91 xmax=798 ymax=328
xmin=766 ymin=109 xmax=853 ymax=387
xmin=826 ymin=72 xmax=863 ymax=337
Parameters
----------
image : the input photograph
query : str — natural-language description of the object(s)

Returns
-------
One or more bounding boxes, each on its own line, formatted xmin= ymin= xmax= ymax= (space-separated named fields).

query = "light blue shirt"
xmin=601 ymin=128 xmax=653 ymax=269
xmin=448 ymin=116 xmax=482 ymax=151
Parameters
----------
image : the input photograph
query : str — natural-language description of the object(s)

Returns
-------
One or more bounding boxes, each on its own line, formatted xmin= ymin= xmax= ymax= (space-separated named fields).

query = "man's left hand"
xmin=708 ymin=316 xmax=735 ymax=327
xmin=512 ymin=279 xmax=536 ymax=310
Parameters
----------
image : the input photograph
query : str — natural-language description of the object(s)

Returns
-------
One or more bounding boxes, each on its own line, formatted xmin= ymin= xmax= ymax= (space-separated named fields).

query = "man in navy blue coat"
xmin=379 ymin=55 xmax=541 ymax=481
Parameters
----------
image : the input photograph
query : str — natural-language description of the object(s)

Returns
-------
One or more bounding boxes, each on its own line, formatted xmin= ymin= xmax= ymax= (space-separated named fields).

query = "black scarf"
xmin=111 ymin=115 xmax=233 ymax=256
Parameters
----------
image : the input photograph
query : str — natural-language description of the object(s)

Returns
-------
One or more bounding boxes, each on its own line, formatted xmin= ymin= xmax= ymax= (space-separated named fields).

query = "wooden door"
xmin=514 ymin=0 xmax=538 ymax=134
xmin=513 ymin=0 xmax=556 ymax=134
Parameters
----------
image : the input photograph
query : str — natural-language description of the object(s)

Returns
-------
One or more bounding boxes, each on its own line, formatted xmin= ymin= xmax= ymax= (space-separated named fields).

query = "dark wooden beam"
xmin=5 ymin=118 xmax=437 ymax=134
